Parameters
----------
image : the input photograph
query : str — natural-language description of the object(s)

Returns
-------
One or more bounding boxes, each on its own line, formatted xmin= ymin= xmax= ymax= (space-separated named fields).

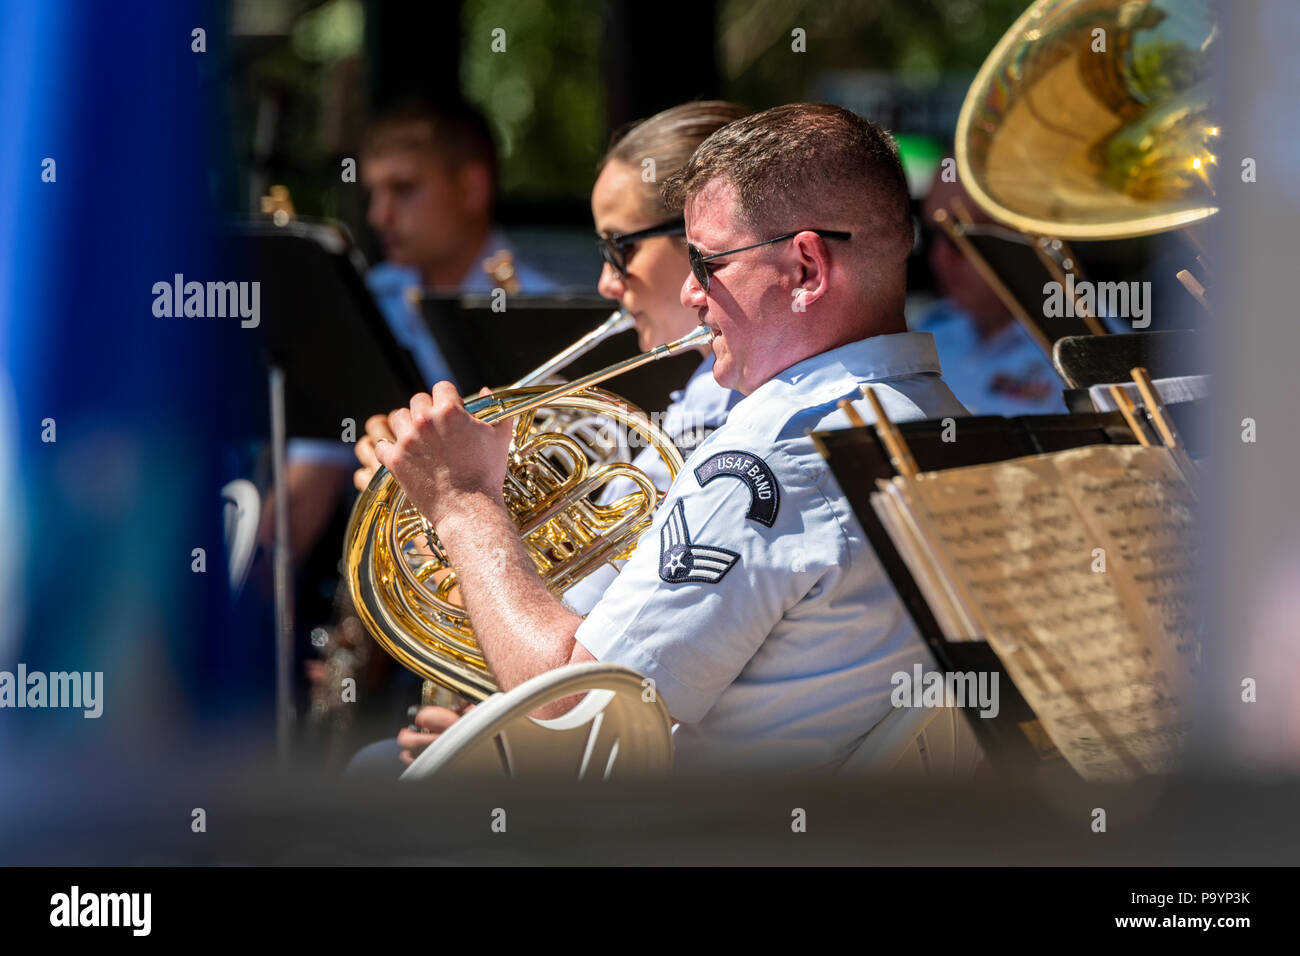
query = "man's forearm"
xmin=434 ymin=491 xmax=584 ymax=692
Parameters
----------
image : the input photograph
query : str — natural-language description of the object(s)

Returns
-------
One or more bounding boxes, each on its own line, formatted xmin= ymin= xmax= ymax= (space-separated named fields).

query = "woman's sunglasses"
xmin=596 ymin=218 xmax=686 ymax=278
xmin=688 ymin=229 xmax=852 ymax=293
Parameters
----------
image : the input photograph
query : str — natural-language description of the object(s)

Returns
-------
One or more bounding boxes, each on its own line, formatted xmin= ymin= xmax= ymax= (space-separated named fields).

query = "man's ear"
xmin=792 ymin=231 xmax=832 ymax=307
xmin=457 ymin=162 xmax=493 ymax=219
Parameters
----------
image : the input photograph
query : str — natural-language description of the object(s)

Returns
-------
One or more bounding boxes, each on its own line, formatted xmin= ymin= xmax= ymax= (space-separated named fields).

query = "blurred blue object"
xmin=0 ymin=0 xmax=274 ymax=766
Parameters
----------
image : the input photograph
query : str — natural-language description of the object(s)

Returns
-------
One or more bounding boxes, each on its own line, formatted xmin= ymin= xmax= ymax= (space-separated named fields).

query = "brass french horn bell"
xmin=955 ymin=0 xmax=1220 ymax=241
xmin=344 ymin=324 xmax=713 ymax=702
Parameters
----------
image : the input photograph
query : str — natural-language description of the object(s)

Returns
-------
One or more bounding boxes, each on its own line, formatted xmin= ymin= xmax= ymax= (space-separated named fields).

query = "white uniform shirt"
xmin=620 ymin=352 xmax=742 ymax=495
xmin=575 ymin=331 xmax=970 ymax=773
xmin=563 ymin=354 xmax=741 ymax=614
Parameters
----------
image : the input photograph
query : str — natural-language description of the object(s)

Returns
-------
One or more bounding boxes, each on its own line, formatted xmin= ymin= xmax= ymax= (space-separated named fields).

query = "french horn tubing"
xmin=512 ymin=308 xmax=635 ymax=387
xmin=344 ymin=323 xmax=713 ymax=701
xmin=511 ymin=309 xmax=639 ymax=469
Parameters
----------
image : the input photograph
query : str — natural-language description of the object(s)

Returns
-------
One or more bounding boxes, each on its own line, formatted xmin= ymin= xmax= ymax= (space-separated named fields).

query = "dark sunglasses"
xmin=596 ymin=218 xmax=686 ymax=278
xmin=688 ymin=229 xmax=852 ymax=292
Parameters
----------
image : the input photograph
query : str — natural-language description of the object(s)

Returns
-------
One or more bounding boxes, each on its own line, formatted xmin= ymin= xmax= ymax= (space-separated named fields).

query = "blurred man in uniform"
xmin=273 ymin=100 xmax=559 ymax=737
xmin=361 ymin=97 xmax=557 ymax=386
xmin=277 ymin=99 xmax=559 ymax=559
xmin=918 ymin=173 xmax=1066 ymax=417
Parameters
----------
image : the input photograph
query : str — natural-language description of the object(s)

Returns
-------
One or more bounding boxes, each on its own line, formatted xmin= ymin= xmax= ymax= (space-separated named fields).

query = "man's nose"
xmin=596 ymin=260 xmax=625 ymax=301
xmin=681 ymin=269 xmax=706 ymax=310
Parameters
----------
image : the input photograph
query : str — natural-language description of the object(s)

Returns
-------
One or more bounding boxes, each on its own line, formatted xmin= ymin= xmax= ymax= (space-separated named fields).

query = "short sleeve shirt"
xmin=575 ymin=332 xmax=970 ymax=773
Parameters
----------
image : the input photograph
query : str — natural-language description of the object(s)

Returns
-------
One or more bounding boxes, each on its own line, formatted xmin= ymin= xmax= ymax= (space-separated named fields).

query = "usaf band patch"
xmin=659 ymin=499 xmax=739 ymax=585
xmin=693 ymin=449 xmax=781 ymax=527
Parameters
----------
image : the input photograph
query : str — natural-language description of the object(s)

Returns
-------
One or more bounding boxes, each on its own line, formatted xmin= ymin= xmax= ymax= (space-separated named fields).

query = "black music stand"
xmin=812 ymin=410 xmax=1146 ymax=779
xmin=418 ymin=295 xmax=702 ymax=414
xmin=228 ymin=219 xmax=427 ymax=766
xmin=229 ymin=220 xmax=426 ymax=436
xmin=1053 ymin=331 xmax=1208 ymax=453
xmin=1053 ymin=329 xmax=1201 ymax=391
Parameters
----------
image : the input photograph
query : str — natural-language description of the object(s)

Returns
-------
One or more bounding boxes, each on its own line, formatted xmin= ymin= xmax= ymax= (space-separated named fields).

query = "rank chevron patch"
xmin=658 ymin=498 xmax=740 ymax=585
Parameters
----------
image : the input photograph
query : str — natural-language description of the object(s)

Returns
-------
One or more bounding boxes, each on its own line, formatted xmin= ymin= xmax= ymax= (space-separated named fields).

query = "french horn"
xmin=344 ymin=323 xmax=712 ymax=702
xmin=513 ymin=309 xmax=638 ymax=468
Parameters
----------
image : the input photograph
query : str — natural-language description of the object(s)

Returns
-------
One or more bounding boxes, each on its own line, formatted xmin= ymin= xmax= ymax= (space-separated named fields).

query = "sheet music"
xmin=877 ymin=444 xmax=1200 ymax=781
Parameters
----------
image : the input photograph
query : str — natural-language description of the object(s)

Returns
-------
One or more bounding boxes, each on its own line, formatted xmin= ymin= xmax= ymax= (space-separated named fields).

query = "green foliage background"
xmin=232 ymin=0 xmax=1032 ymax=217
xmin=460 ymin=0 xmax=607 ymax=200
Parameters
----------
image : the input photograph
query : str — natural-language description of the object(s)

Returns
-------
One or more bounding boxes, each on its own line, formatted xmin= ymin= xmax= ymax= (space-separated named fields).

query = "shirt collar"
xmin=772 ymin=331 xmax=943 ymax=391
xmin=367 ymin=260 xmax=420 ymax=294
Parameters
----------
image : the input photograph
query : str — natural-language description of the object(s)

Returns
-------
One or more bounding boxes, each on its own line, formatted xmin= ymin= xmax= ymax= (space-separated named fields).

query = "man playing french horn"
xmin=370 ymin=104 xmax=969 ymax=773
xmin=348 ymin=102 xmax=748 ymax=771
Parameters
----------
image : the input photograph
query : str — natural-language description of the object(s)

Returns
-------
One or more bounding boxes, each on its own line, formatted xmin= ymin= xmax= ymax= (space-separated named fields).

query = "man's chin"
xmin=711 ymin=358 xmax=737 ymax=391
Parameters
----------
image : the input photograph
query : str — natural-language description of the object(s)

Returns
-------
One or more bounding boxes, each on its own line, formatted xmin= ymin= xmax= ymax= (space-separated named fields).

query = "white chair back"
xmin=401 ymin=662 xmax=672 ymax=781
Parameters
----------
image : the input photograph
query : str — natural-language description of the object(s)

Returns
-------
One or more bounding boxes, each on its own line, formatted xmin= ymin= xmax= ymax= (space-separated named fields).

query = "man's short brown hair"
xmin=661 ymin=103 xmax=912 ymax=257
xmin=362 ymin=97 xmax=498 ymax=187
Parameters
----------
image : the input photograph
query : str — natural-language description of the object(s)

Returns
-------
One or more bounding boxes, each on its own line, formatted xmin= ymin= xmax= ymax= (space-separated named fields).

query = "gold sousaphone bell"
xmin=955 ymin=0 xmax=1220 ymax=241
xmin=345 ymin=318 xmax=712 ymax=702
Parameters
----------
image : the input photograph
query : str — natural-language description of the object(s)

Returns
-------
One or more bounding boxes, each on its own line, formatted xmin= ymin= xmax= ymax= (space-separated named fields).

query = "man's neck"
xmin=419 ymin=221 xmax=492 ymax=290
xmin=835 ymin=313 xmax=907 ymax=349
xmin=747 ymin=314 xmax=907 ymax=394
